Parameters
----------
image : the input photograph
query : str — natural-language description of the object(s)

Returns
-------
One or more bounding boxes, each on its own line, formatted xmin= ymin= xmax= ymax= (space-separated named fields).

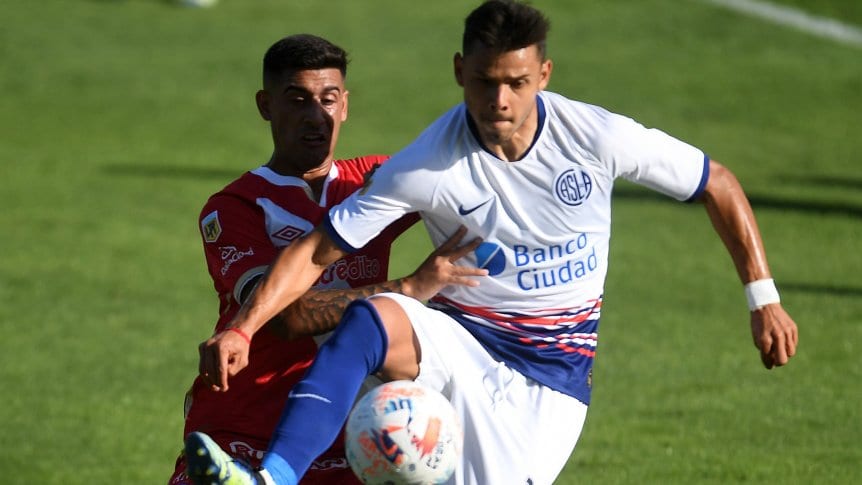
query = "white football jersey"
xmin=327 ymin=91 xmax=708 ymax=403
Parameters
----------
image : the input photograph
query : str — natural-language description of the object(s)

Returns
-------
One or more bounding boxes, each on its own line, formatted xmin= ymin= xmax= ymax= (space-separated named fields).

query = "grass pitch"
xmin=1 ymin=1 xmax=859 ymax=483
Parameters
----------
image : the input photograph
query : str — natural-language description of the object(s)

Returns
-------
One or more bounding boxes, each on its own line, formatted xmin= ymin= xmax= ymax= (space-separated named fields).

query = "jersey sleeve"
xmin=327 ymin=139 xmax=441 ymax=252
xmin=590 ymin=106 xmax=709 ymax=202
xmin=199 ymin=194 xmax=277 ymax=303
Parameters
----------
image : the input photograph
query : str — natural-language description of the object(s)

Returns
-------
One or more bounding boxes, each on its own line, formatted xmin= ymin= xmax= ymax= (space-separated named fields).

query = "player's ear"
xmin=538 ymin=59 xmax=553 ymax=91
xmin=341 ymin=90 xmax=349 ymax=122
xmin=453 ymin=52 xmax=464 ymax=87
xmin=256 ymin=89 xmax=271 ymax=121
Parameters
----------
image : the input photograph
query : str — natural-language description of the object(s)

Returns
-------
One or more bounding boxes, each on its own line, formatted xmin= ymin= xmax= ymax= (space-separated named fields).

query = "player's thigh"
xmin=367 ymin=294 xmax=422 ymax=381
xmin=367 ymin=294 xmax=587 ymax=484
xmin=377 ymin=295 xmax=520 ymax=482
xmin=519 ymin=381 xmax=588 ymax=485
xmin=368 ymin=293 xmax=465 ymax=391
xmin=452 ymin=367 xmax=586 ymax=485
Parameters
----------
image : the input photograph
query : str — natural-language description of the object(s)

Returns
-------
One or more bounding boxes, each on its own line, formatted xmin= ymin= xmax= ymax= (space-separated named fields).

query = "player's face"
xmin=256 ymin=68 xmax=349 ymax=176
xmin=455 ymin=44 xmax=551 ymax=160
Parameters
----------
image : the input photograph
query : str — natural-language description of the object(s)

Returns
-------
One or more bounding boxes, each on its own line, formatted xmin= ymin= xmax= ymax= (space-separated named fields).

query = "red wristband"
xmin=228 ymin=327 xmax=252 ymax=345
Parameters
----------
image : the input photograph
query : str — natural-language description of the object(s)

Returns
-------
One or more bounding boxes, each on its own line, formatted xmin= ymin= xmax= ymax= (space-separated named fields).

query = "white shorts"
xmin=371 ymin=293 xmax=588 ymax=485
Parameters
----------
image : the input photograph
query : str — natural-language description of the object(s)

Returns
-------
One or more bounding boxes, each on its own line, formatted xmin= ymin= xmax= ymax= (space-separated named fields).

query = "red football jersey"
xmin=172 ymin=156 xmax=417 ymax=484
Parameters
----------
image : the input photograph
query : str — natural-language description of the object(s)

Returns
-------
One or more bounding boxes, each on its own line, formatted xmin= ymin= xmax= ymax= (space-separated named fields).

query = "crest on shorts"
xmin=201 ymin=210 xmax=222 ymax=243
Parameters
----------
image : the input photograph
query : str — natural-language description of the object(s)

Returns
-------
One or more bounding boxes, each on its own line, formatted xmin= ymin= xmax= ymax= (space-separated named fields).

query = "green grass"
xmin=1 ymin=0 xmax=859 ymax=483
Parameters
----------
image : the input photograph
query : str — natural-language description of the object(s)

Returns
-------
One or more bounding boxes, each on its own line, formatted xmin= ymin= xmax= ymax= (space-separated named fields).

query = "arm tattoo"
xmin=270 ymin=280 xmax=406 ymax=339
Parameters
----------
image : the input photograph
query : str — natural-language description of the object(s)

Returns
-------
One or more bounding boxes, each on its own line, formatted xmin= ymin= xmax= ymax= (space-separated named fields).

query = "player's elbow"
xmin=309 ymin=226 xmax=349 ymax=269
xmin=701 ymin=159 xmax=743 ymax=203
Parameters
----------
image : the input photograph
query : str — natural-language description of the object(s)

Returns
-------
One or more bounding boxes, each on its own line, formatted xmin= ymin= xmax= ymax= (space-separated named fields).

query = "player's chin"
xmin=478 ymin=126 xmax=510 ymax=145
xmin=295 ymin=146 xmax=331 ymax=167
xmin=299 ymin=140 xmax=331 ymax=155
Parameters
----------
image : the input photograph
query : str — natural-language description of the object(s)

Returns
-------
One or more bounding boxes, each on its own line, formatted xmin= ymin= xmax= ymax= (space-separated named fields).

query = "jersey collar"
xmin=464 ymin=93 xmax=546 ymax=161
xmin=250 ymin=163 xmax=340 ymax=206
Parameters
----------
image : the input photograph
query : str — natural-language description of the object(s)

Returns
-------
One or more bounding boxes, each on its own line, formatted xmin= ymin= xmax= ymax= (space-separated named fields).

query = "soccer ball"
xmin=345 ymin=380 xmax=462 ymax=484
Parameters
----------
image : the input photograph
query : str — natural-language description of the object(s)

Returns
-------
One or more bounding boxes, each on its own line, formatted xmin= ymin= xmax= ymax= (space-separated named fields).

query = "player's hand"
xmin=750 ymin=303 xmax=798 ymax=369
xmin=198 ymin=328 xmax=251 ymax=392
xmin=402 ymin=225 xmax=488 ymax=301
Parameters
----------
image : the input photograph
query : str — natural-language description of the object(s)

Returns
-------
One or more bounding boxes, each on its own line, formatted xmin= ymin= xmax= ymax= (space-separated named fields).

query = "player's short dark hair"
xmin=263 ymin=34 xmax=348 ymax=85
xmin=462 ymin=0 xmax=550 ymax=59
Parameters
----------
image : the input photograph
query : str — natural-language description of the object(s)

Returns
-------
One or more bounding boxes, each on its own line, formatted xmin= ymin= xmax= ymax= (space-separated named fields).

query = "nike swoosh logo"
xmin=458 ymin=197 xmax=494 ymax=215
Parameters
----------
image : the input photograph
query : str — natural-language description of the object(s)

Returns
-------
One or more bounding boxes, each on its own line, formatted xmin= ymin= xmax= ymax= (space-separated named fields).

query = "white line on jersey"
xmin=700 ymin=0 xmax=862 ymax=48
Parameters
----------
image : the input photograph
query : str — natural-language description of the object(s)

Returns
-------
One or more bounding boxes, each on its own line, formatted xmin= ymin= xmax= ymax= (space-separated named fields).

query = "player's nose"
xmin=488 ymin=85 xmax=509 ymax=111
xmin=303 ymin=103 xmax=331 ymax=126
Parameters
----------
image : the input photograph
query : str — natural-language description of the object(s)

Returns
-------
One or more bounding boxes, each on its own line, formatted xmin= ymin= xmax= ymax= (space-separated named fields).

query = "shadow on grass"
xmin=101 ymin=163 xmax=242 ymax=180
xmin=779 ymin=174 xmax=862 ymax=192
xmin=87 ymin=0 xmax=201 ymax=5
xmin=613 ymin=186 xmax=862 ymax=219
xmin=779 ymin=282 xmax=862 ymax=298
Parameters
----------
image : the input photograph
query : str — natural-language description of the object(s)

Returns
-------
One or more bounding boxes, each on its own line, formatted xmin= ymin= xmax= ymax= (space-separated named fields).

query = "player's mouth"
xmin=300 ymin=133 xmax=329 ymax=147
xmin=482 ymin=117 xmax=512 ymax=127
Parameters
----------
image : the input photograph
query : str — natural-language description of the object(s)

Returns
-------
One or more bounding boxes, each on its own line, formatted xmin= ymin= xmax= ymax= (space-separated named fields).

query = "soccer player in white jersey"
xmin=185 ymin=1 xmax=798 ymax=484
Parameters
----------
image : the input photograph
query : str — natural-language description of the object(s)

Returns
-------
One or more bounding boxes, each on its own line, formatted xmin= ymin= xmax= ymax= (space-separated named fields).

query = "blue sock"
xmin=258 ymin=453 xmax=296 ymax=485
xmin=262 ymin=299 xmax=388 ymax=482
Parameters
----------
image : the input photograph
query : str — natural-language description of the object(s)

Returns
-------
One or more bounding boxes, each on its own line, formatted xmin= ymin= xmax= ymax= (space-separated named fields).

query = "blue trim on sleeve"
xmin=323 ymin=214 xmax=360 ymax=253
xmin=685 ymin=154 xmax=711 ymax=202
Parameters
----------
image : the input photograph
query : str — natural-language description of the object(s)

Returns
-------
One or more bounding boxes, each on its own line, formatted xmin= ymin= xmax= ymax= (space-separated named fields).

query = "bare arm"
xmin=232 ymin=226 xmax=344 ymax=337
xmin=270 ymin=225 xmax=484 ymax=339
xmin=199 ymin=226 xmax=344 ymax=390
xmin=266 ymin=283 xmax=408 ymax=340
xmin=200 ymin=225 xmax=486 ymax=390
xmin=700 ymin=160 xmax=798 ymax=368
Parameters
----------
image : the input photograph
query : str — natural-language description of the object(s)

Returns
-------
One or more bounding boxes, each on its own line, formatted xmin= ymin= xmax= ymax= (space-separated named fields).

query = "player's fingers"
xmin=757 ymin=333 xmax=774 ymax=369
xmin=453 ymin=266 xmax=489 ymax=277
xmin=226 ymin=351 xmax=248 ymax=377
xmin=436 ymin=226 xmax=468 ymax=253
xmin=771 ymin=330 xmax=789 ymax=366
xmin=218 ymin=347 xmax=230 ymax=391
xmin=201 ymin=341 xmax=218 ymax=387
xmin=198 ymin=341 xmax=207 ymax=377
xmin=450 ymin=275 xmax=483 ymax=287
xmin=448 ymin=237 xmax=484 ymax=261
xmin=781 ymin=323 xmax=796 ymax=359
xmin=760 ymin=350 xmax=774 ymax=369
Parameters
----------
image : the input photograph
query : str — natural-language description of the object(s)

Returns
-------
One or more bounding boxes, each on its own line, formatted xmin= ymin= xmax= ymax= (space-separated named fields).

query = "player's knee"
xmin=367 ymin=296 xmax=421 ymax=380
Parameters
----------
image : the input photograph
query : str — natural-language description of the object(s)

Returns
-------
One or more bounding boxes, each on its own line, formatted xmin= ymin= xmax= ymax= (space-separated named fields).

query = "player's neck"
xmin=266 ymin=156 xmax=332 ymax=201
xmin=487 ymin=138 xmax=531 ymax=162
xmin=484 ymin=124 xmax=537 ymax=162
xmin=472 ymin=107 xmax=540 ymax=162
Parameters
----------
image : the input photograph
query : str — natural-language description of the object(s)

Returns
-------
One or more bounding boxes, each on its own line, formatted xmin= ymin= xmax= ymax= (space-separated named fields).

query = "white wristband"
xmin=744 ymin=278 xmax=780 ymax=311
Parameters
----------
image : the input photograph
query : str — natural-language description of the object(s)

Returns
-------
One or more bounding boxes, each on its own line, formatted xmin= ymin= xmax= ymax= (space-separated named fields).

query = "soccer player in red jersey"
xmin=168 ymin=34 xmax=483 ymax=485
